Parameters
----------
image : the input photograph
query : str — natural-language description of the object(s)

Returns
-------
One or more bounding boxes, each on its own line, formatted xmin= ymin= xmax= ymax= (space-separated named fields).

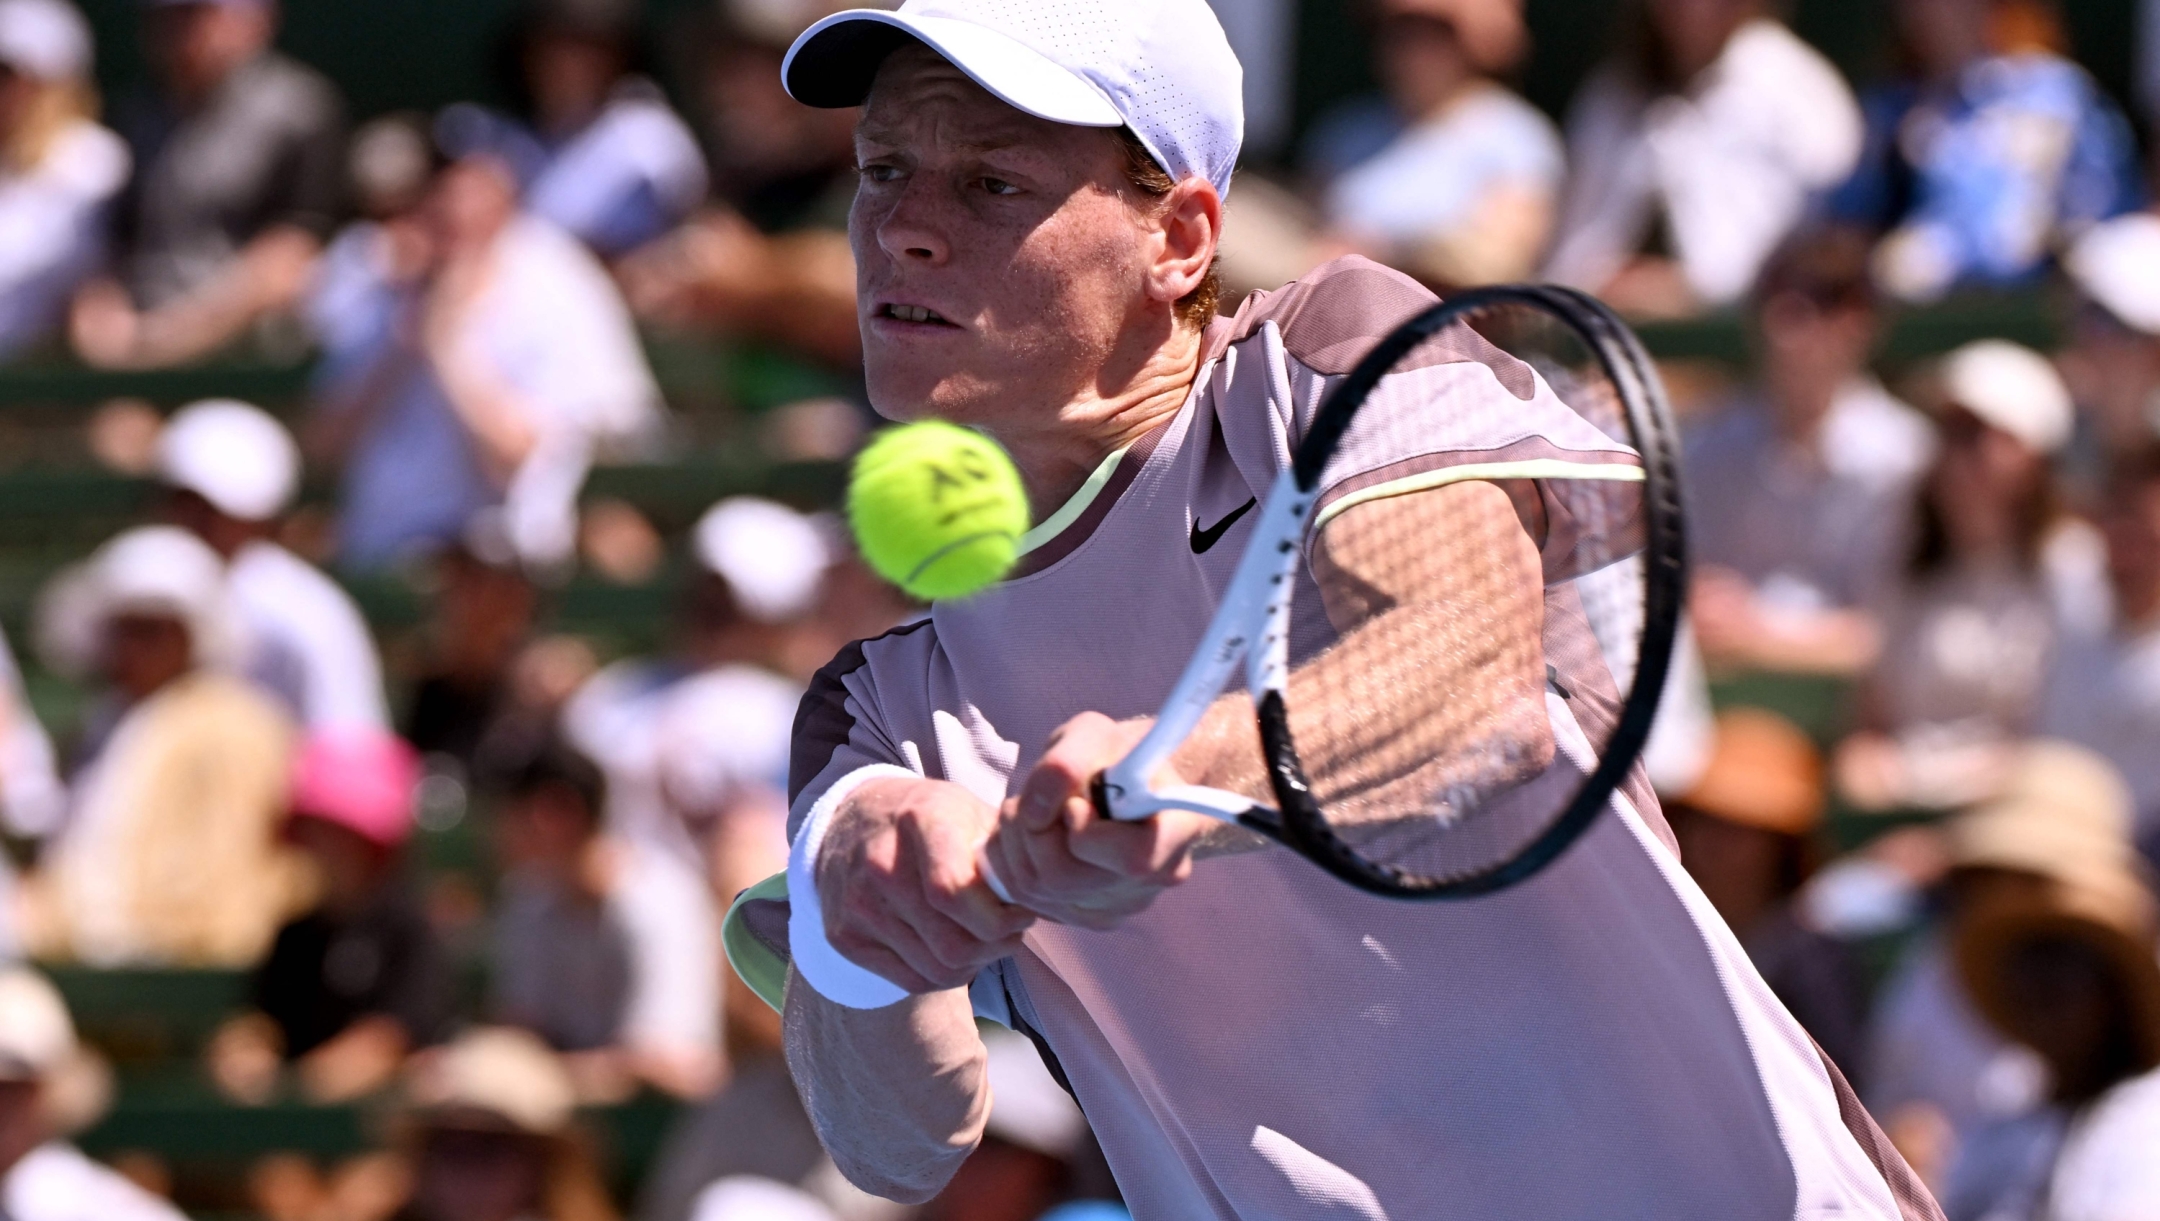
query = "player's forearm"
xmin=781 ymin=967 xmax=990 ymax=1203
xmin=1171 ymin=482 xmax=1553 ymax=829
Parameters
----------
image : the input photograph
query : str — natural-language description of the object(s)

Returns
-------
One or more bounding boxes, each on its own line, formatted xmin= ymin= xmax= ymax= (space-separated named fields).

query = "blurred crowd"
xmin=0 ymin=0 xmax=2143 ymax=1218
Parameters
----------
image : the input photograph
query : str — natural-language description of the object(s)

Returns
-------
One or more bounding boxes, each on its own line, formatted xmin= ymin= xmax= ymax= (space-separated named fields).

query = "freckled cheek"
xmin=992 ymin=220 xmax=1145 ymax=347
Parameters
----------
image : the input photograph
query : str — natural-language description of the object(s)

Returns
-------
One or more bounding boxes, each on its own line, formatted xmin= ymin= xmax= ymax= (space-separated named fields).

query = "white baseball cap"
xmin=2066 ymin=212 xmax=2160 ymax=337
xmin=0 ymin=0 xmax=90 ymax=82
xmin=693 ymin=497 xmax=832 ymax=624
xmin=1938 ymin=340 xmax=2074 ymax=455
xmin=156 ymin=399 xmax=301 ymax=523
xmin=690 ymin=1176 xmax=837 ymax=1221
xmin=782 ymin=0 xmax=1244 ymax=200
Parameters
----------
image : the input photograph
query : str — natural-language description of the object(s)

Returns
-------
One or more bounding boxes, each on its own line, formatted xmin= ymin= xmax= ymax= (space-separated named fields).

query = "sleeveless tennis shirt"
xmin=783 ymin=258 xmax=1940 ymax=1221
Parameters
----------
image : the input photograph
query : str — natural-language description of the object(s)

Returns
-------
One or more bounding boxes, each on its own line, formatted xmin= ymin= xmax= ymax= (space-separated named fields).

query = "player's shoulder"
xmin=1206 ymin=255 xmax=1440 ymax=376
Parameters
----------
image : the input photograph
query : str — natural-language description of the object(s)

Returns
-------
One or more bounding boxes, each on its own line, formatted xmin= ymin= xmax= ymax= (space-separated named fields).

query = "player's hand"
xmin=985 ymin=712 xmax=1214 ymax=930
xmin=816 ymin=776 xmax=1035 ymax=994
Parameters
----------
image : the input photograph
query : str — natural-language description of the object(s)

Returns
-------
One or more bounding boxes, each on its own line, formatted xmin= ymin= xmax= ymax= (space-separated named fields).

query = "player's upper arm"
xmin=1310 ymin=478 xmax=1547 ymax=643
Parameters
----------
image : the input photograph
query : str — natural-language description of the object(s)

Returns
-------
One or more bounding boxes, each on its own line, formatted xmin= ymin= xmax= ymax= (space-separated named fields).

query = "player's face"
xmin=850 ymin=47 xmax=1157 ymax=430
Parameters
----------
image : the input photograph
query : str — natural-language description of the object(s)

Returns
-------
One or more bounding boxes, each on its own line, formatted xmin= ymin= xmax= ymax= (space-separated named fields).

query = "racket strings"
xmin=1277 ymin=302 xmax=1651 ymax=878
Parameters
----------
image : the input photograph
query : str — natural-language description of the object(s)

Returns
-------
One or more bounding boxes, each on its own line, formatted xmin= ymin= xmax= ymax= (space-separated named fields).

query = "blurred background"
xmin=0 ymin=0 xmax=2151 ymax=1218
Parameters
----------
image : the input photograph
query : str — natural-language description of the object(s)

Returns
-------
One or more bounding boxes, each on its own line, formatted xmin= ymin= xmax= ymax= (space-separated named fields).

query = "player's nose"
xmin=873 ymin=178 xmax=952 ymax=266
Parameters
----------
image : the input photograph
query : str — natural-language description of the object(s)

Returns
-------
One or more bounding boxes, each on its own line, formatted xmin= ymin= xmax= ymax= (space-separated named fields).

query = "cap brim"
xmin=783 ymin=10 xmax=1122 ymax=129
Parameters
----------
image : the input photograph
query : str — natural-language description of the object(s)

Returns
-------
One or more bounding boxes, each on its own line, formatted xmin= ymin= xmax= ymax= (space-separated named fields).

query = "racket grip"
xmin=1089 ymin=770 xmax=1116 ymax=821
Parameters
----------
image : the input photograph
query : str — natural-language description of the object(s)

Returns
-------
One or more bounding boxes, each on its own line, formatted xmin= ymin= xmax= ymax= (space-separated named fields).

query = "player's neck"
xmin=1005 ymin=321 xmax=1204 ymax=519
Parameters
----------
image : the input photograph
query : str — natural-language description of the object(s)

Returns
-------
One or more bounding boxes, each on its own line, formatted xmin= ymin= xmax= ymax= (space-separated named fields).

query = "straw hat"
xmin=1946 ymin=742 xmax=2147 ymax=898
xmin=402 ymin=1027 xmax=577 ymax=1137
xmin=1675 ymin=709 xmax=1824 ymax=838
xmin=1953 ymin=878 xmax=2160 ymax=1077
xmin=1376 ymin=0 xmax=1527 ymax=74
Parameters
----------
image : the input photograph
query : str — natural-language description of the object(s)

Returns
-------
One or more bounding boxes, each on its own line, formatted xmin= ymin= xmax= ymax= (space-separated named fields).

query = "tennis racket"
xmin=1084 ymin=284 xmax=1683 ymax=899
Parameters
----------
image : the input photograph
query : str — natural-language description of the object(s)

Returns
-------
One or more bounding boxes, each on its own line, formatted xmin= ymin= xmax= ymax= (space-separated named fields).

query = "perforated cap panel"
xmin=785 ymin=0 xmax=1243 ymax=198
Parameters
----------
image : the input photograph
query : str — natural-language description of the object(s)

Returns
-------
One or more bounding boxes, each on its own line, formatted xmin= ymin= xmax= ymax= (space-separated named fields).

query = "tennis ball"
xmin=847 ymin=421 xmax=1029 ymax=601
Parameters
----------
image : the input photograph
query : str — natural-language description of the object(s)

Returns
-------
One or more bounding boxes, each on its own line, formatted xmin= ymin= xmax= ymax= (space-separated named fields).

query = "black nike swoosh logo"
xmin=1190 ymin=497 xmax=1258 ymax=554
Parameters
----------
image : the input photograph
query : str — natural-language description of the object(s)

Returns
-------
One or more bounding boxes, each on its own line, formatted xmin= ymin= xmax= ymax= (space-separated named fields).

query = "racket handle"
xmin=1089 ymin=770 xmax=1115 ymax=821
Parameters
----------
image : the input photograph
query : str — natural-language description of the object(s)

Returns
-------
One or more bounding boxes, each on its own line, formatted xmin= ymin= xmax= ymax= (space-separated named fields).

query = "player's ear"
xmin=1146 ymin=177 xmax=1221 ymax=310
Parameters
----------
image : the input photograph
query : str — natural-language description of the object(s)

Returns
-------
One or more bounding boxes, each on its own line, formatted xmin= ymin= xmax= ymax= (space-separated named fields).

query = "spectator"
xmin=1687 ymin=231 xmax=1935 ymax=675
xmin=156 ymin=398 xmax=392 ymax=731
xmin=685 ymin=1177 xmax=835 ymax=1221
xmin=511 ymin=0 xmax=708 ymax=258
xmin=917 ymin=1031 xmax=1104 ymax=1221
xmin=1668 ymin=709 xmax=1869 ymax=1080
xmin=0 ymin=626 xmax=60 ymax=848
xmin=69 ymin=0 xmax=345 ymax=369
xmin=1954 ymin=864 xmax=2160 ymax=1220
xmin=612 ymin=0 xmax=858 ymax=368
xmin=207 ymin=732 xmax=449 ymax=1106
xmin=388 ymin=1027 xmax=618 ymax=1221
xmin=2060 ymin=211 xmax=2160 ymax=500
xmin=1866 ymin=743 xmax=2144 ymax=1215
xmin=0 ymin=967 xmax=186 ymax=1220
xmin=19 ymin=526 xmax=300 ymax=966
xmin=490 ymin=744 xmax=722 ymax=1101
xmin=306 ymin=113 xmax=436 ymax=389
xmin=2041 ymin=449 xmax=2160 ymax=862
xmin=1830 ymin=0 xmax=2140 ymax=304
xmin=1542 ymin=0 xmax=1861 ymax=315
xmin=1838 ymin=341 xmax=2102 ymax=811
xmin=1303 ymin=0 xmax=1562 ymax=288
xmin=0 ymin=0 xmax=127 ymax=360
xmin=563 ymin=497 xmax=827 ymax=870
xmin=308 ymin=117 xmax=662 ymax=572
xmin=401 ymin=521 xmax=550 ymax=774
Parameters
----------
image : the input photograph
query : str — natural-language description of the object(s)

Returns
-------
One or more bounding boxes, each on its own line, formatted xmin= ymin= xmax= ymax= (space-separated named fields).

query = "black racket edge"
xmin=1267 ymin=284 xmax=1691 ymax=899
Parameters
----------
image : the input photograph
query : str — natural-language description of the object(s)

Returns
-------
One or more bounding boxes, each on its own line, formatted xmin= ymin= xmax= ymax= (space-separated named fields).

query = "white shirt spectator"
xmin=228 ymin=540 xmax=390 ymax=731
xmin=326 ymin=214 xmax=663 ymax=569
xmin=563 ymin=659 xmax=801 ymax=871
xmin=1544 ymin=19 xmax=1862 ymax=306
xmin=1686 ymin=377 xmax=1936 ymax=612
xmin=0 ymin=117 xmax=126 ymax=358
xmin=2047 ymin=1066 xmax=2160 ymax=1221
xmin=492 ymin=835 xmax=720 ymax=1065
xmin=528 ymin=81 xmax=708 ymax=258
xmin=562 ymin=658 xmax=707 ymax=870
xmin=1324 ymin=84 xmax=1562 ymax=254
xmin=3 ymin=1142 xmax=188 ymax=1221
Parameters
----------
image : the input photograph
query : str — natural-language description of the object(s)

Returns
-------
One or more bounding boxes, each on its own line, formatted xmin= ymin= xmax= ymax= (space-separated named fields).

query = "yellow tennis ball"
xmin=847 ymin=421 xmax=1029 ymax=601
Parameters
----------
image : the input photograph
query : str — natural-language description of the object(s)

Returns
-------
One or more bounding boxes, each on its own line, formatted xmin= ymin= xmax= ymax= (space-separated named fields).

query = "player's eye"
xmin=858 ymin=162 xmax=902 ymax=185
xmin=980 ymin=177 xmax=1021 ymax=196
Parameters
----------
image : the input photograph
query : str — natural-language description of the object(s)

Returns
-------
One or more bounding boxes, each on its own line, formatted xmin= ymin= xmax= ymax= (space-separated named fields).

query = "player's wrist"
xmin=788 ymin=764 xmax=922 ymax=1009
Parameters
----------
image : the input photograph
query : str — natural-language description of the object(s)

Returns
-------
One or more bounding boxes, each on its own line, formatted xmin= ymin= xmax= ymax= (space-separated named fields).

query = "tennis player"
xmin=731 ymin=2 xmax=1944 ymax=1217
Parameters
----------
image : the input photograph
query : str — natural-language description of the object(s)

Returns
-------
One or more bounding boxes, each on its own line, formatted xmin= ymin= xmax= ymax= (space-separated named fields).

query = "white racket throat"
xmin=1099 ymin=470 xmax=1310 ymax=824
xmin=979 ymin=473 xmax=1308 ymax=906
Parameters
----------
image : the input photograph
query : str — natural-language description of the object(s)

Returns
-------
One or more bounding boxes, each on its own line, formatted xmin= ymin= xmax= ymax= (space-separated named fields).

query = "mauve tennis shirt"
xmin=777 ymin=257 xmax=1939 ymax=1221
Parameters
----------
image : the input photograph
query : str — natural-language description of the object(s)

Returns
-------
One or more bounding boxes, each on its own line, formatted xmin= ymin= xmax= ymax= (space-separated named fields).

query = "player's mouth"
xmin=874 ymin=302 xmax=961 ymax=328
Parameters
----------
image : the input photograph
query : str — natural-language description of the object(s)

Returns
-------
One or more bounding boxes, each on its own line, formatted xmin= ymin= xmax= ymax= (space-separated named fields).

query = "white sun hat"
xmin=2065 ymin=212 xmax=2160 ymax=337
xmin=156 ymin=399 xmax=302 ymax=523
xmin=690 ymin=1176 xmax=838 ymax=1221
xmin=0 ymin=0 xmax=90 ymax=82
xmin=0 ymin=966 xmax=112 ymax=1134
xmin=1938 ymin=339 xmax=2075 ymax=455
xmin=693 ymin=497 xmax=833 ymax=624
xmin=782 ymin=0 xmax=1244 ymax=200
